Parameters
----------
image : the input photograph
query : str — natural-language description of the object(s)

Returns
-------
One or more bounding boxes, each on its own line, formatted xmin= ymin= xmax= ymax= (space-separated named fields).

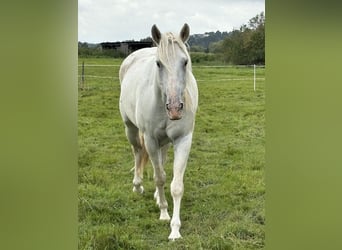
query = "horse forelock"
xmin=156 ymin=32 xmax=192 ymax=71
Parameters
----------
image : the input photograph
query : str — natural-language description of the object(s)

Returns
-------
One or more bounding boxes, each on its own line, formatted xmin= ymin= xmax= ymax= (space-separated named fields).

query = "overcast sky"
xmin=78 ymin=0 xmax=265 ymax=43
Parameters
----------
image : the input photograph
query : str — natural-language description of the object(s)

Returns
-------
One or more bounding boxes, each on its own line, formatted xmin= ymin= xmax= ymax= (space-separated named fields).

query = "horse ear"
xmin=151 ymin=24 xmax=161 ymax=45
xmin=180 ymin=23 xmax=190 ymax=43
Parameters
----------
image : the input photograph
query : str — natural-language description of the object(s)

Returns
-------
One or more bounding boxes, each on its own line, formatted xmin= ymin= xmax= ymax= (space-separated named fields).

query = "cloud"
xmin=78 ymin=0 xmax=264 ymax=43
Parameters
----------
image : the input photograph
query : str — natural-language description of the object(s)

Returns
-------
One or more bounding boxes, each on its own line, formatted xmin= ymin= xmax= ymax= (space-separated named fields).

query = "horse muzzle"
xmin=166 ymin=102 xmax=184 ymax=120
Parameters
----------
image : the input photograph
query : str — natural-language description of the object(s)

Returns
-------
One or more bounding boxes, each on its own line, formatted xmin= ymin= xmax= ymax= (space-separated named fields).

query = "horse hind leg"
xmin=132 ymin=133 xmax=149 ymax=193
xmin=124 ymin=122 xmax=149 ymax=193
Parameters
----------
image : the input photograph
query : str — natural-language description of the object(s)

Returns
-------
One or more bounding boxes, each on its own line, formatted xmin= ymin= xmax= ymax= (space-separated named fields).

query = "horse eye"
xmin=156 ymin=61 xmax=161 ymax=68
xmin=184 ymin=60 xmax=188 ymax=67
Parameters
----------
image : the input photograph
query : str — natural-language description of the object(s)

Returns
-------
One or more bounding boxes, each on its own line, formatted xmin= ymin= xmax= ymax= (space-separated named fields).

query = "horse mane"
xmin=156 ymin=33 xmax=196 ymax=114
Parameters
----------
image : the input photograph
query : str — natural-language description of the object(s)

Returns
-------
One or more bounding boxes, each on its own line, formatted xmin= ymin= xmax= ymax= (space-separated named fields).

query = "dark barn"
xmin=100 ymin=41 xmax=153 ymax=56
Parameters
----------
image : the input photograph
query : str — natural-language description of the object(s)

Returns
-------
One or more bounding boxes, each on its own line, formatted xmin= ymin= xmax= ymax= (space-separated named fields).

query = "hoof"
xmin=132 ymin=185 xmax=144 ymax=194
xmin=159 ymin=210 xmax=170 ymax=221
xmin=168 ymin=231 xmax=182 ymax=240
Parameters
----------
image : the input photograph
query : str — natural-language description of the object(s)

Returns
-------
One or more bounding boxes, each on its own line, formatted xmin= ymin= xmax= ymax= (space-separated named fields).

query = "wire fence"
xmin=78 ymin=64 xmax=265 ymax=90
xmin=77 ymin=64 xmax=265 ymax=68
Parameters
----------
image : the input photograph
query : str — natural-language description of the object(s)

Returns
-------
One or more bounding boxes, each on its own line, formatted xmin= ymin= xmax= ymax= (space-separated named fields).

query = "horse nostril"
xmin=166 ymin=103 xmax=183 ymax=111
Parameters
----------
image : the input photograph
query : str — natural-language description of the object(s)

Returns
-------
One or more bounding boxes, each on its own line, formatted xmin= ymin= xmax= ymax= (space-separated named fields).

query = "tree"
xmin=221 ymin=12 xmax=265 ymax=64
xmin=248 ymin=23 xmax=265 ymax=64
xmin=248 ymin=12 xmax=265 ymax=30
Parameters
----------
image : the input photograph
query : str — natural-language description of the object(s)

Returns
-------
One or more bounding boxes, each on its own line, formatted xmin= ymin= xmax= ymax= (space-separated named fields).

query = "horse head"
xmin=151 ymin=24 xmax=191 ymax=120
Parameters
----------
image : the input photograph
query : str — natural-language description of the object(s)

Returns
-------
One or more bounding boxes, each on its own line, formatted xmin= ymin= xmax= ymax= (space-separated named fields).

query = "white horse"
xmin=119 ymin=23 xmax=198 ymax=240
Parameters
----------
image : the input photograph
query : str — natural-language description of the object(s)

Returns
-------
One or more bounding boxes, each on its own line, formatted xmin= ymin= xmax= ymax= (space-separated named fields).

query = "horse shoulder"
xmin=184 ymin=73 xmax=198 ymax=114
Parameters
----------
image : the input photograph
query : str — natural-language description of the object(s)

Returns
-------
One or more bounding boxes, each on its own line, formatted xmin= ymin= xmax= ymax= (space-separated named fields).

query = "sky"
xmin=78 ymin=0 xmax=265 ymax=43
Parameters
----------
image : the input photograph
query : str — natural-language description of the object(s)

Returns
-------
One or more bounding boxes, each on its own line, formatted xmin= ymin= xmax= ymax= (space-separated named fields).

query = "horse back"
xmin=119 ymin=47 xmax=157 ymax=84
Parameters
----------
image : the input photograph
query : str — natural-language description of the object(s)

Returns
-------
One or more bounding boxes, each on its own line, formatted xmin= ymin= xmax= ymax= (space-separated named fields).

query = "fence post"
xmin=253 ymin=64 xmax=256 ymax=92
xmin=81 ymin=61 xmax=85 ymax=89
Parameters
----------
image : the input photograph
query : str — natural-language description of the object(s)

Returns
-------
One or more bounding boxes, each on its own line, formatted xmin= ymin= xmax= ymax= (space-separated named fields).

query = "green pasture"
xmin=78 ymin=57 xmax=265 ymax=249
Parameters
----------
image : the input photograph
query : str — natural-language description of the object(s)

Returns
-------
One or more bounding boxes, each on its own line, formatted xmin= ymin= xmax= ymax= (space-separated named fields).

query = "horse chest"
xmin=156 ymin=120 xmax=189 ymax=144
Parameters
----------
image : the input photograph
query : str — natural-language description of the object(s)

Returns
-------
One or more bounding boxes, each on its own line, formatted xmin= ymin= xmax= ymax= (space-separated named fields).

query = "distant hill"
xmin=187 ymin=31 xmax=230 ymax=51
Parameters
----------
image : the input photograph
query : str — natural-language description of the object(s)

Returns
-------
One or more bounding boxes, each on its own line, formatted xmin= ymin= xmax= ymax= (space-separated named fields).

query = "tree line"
xmin=79 ymin=12 xmax=264 ymax=65
xmin=217 ymin=12 xmax=265 ymax=64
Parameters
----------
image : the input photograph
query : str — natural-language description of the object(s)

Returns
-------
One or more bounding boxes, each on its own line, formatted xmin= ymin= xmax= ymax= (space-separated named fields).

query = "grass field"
xmin=78 ymin=57 xmax=265 ymax=249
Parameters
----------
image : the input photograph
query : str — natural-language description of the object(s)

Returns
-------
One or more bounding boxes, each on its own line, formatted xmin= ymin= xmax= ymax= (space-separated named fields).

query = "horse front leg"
xmin=169 ymin=133 xmax=193 ymax=240
xmin=144 ymin=135 xmax=170 ymax=221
